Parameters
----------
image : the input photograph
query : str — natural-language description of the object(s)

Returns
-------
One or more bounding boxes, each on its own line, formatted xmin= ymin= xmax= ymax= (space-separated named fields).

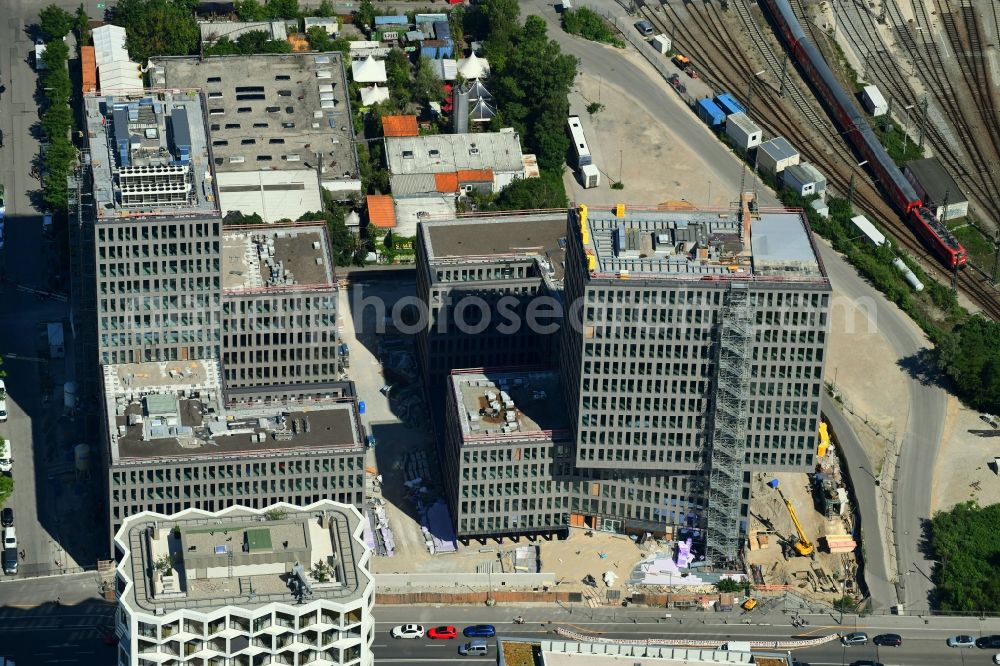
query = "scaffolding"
xmin=706 ymin=282 xmax=754 ymax=565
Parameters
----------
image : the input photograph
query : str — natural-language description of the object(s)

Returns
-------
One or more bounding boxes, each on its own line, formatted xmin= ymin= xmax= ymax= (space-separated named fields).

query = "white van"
xmin=459 ymin=640 xmax=488 ymax=656
xmin=0 ymin=439 xmax=10 ymax=473
xmin=0 ymin=379 xmax=7 ymax=422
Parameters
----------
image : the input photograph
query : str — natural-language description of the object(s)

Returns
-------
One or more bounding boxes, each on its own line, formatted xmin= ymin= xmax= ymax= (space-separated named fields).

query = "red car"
xmin=428 ymin=625 xmax=457 ymax=640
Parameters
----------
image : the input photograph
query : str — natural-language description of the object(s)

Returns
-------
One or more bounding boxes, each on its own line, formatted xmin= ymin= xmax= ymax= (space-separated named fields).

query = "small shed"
xmin=904 ymin=157 xmax=969 ymax=220
xmin=651 ymin=33 xmax=671 ymax=54
xmin=850 ymin=215 xmax=887 ymax=247
xmin=782 ymin=162 xmax=827 ymax=198
xmin=724 ymin=112 xmax=762 ymax=151
xmin=756 ymin=136 xmax=800 ymax=176
xmin=303 ymin=16 xmax=339 ymax=36
xmin=696 ymin=98 xmax=725 ymax=127
xmin=861 ymin=85 xmax=888 ymax=116
xmin=373 ymin=14 xmax=408 ymax=26
xmin=714 ymin=92 xmax=746 ymax=117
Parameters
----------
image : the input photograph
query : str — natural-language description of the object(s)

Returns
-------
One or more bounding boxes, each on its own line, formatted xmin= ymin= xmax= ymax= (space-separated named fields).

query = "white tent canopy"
xmin=92 ymin=24 xmax=129 ymax=67
xmin=351 ymin=55 xmax=387 ymax=83
xmin=360 ymin=83 xmax=390 ymax=106
xmin=456 ymin=53 xmax=490 ymax=80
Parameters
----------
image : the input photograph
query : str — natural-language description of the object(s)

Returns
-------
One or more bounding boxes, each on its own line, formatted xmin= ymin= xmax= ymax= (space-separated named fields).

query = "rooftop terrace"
xmin=449 ymin=370 xmax=569 ymax=444
xmin=149 ymin=53 xmax=358 ymax=181
xmin=103 ymin=360 xmax=362 ymax=463
xmin=573 ymin=205 xmax=825 ymax=280
xmin=84 ymin=91 xmax=219 ymax=218
xmin=116 ymin=502 xmax=370 ymax=613
xmin=422 ymin=212 xmax=568 ymax=284
xmin=222 ymin=223 xmax=335 ymax=292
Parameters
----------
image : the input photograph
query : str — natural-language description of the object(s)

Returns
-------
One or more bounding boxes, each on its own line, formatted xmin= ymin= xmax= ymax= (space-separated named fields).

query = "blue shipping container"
xmin=374 ymin=14 xmax=408 ymax=26
xmin=696 ymin=98 xmax=725 ymax=126
xmin=714 ymin=92 xmax=746 ymax=117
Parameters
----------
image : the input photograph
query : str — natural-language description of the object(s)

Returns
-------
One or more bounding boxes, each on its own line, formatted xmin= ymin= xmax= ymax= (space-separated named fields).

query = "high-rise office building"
xmin=221 ymin=222 xmax=341 ymax=389
xmin=102 ymin=359 xmax=365 ymax=555
xmin=424 ymin=204 xmax=831 ymax=562
xmin=112 ymin=501 xmax=375 ymax=666
xmin=77 ymin=91 xmax=223 ymax=367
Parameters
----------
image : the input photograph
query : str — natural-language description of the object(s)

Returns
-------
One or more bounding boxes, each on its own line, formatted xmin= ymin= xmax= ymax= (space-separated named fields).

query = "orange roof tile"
xmin=81 ymin=46 xmax=97 ymax=94
xmin=434 ymin=172 xmax=459 ymax=193
xmin=382 ymin=115 xmax=420 ymax=137
xmin=367 ymin=194 xmax=396 ymax=229
xmin=456 ymin=169 xmax=493 ymax=183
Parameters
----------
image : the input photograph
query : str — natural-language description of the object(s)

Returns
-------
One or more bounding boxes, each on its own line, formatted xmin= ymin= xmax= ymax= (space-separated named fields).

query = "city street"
xmin=0 ymin=0 xmax=104 ymax=580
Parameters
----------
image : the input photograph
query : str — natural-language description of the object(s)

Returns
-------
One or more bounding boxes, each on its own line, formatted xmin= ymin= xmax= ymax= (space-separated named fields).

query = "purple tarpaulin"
xmin=422 ymin=499 xmax=457 ymax=554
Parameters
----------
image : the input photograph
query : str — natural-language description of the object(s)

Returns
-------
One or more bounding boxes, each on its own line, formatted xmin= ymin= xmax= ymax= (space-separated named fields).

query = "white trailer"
xmin=651 ymin=33 xmax=671 ymax=54
xmin=861 ymin=85 xmax=888 ymax=116
xmin=580 ymin=163 xmax=600 ymax=188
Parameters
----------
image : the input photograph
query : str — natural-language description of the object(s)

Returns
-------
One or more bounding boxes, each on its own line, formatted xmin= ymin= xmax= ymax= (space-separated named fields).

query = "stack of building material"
xmin=822 ymin=534 xmax=857 ymax=553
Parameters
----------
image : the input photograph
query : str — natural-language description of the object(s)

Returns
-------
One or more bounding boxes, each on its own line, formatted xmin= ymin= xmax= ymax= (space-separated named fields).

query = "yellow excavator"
xmin=777 ymin=488 xmax=815 ymax=557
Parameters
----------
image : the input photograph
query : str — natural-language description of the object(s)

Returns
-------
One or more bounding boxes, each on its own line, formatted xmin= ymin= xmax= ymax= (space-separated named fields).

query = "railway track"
xmin=631 ymin=0 xmax=1000 ymax=318
xmin=835 ymin=0 xmax=1000 ymax=221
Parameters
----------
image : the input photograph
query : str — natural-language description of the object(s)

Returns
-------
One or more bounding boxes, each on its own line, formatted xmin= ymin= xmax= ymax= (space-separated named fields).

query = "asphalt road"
xmin=815 ymin=239 xmax=946 ymax=613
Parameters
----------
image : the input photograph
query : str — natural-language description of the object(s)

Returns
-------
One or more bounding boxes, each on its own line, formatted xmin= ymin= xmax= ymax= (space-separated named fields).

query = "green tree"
xmin=234 ymin=0 xmax=266 ymax=20
xmin=222 ymin=211 xmax=265 ymax=225
xmin=384 ymin=49 xmax=412 ymax=105
xmin=714 ymin=578 xmax=742 ymax=593
xmin=110 ymin=0 xmax=199 ymax=62
xmin=494 ymin=175 xmax=567 ymax=210
xmin=313 ymin=0 xmax=335 ymax=17
xmin=356 ymin=0 xmax=375 ymax=29
xmin=413 ymin=57 xmax=443 ymax=106
xmin=482 ymin=0 xmax=519 ymax=47
xmin=938 ymin=315 xmax=1000 ymax=414
xmin=930 ymin=502 xmax=1000 ymax=613
xmin=297 ymin=209 xmax=363 ymax=267
xmin=264 ymin=0 xmax=300 ymax=19
xmin=75 ymin=4 xmax=91 ymax=46
xmin=39 ymin=4 xmax=74 ymax=40
xmin=0 ymin=475 xmax=12 ymax=508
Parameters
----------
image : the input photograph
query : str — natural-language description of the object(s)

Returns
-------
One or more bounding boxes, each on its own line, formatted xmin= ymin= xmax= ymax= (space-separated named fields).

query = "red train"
xmin=760 ymin=0 xmax=967 ymax=268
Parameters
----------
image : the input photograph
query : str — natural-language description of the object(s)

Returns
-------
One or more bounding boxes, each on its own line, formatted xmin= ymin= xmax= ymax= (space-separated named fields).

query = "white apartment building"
xmin=112 ymin=501 xmax=374 ymax=666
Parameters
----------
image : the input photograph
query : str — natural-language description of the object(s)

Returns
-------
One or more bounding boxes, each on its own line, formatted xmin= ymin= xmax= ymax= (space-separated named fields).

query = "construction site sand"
xmin=747 ymin=471 xmax=857 ymax=600
xmin=931 ymin=398 xmax=1000 ymax=514
xmin=564 ymin=68 xmax=738 ymax=209
xmin=825 ymin=282 xmax=909 ymax=455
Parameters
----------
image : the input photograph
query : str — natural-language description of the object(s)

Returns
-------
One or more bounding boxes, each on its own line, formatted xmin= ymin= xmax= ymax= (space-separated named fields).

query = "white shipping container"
xmin=862 ymin=85 xmax=888 ymax=117
xmin=651 ymin=34 xmax=672 ymax=54
xmin=580 ymin=164 xmax=600 ymax=188
xmin=724 ymin=112 xmax=762 ymax=151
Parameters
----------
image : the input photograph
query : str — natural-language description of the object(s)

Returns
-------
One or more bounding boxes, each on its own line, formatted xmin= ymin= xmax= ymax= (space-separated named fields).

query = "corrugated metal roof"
xmin=758 ymin=136 xmax=798 ymax=161
xmin=385 ymin=131 xmax=524 ymax=175
xmin=390 ymin=173 xmax=438 ymax=197
xmin=725 ymin=112 xmax=760 ymax=134
xmin=382 ymin=115 xmax=419 ymax=137
xmin=367 ymin=194 xmax=396 ymax=228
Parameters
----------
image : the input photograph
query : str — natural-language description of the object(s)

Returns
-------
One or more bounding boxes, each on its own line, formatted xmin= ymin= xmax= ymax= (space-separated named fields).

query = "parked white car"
xmin=391 ymin=624 xmax=425 ymax=639
xmin=0 ymin=380 xmax=8 ymax=422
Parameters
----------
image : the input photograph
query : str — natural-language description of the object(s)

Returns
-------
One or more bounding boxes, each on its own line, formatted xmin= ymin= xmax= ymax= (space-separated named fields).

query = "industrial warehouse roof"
xmin=385 ymin=130 xmax=525 ymax=175
xmin=905 ymin=157 xmax=967 ymax=205
xmin=758 ymin=136 xmax=798 ymax=161
xmin=221 ymin=222 xmax=335 ymax=292
xmin=102 ymin=360 xmax=362 ymax=463
xmin=148 ymin=52 xmax=358 ymax=182
xmin=114 ymin=501 xmax=370 ymax=614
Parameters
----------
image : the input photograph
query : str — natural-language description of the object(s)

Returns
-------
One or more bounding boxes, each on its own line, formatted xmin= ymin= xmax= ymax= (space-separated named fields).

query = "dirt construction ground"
xmin=932 ymin=400 xmax=1000 ymax=514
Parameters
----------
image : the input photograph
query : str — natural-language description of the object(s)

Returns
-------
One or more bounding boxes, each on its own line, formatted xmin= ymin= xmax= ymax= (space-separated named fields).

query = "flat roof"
xmin=906 ymin=156 xmax=967 ymax=204
xmin=103 ymin=360 xmax=361 ymax=463
xmin=149 ymin=53 xmax=358 ymax=181
xmin=385 ymin=131 xmax=524 ymax=175
xmin=421 ymin=212 xmax=568 ymax=283
xmin=115 ymin=502 xmax=371 ymax=613
xmin=449 ymin=370 xmax=569 ymax=445
xmin=758 ymin=136 xmax=798 ymax=161
xmin=575 ymin=205 xmax=824 ymax=279
xmin=221 ymin=222 xmax=334 ymax=292
xmin=84 ymin=91 xmax=219 ymax=219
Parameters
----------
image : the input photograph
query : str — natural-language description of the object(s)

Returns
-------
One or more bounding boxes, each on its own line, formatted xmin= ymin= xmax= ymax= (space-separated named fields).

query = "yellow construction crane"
xmin=777 ymin=488 xmax=815 ymax=557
